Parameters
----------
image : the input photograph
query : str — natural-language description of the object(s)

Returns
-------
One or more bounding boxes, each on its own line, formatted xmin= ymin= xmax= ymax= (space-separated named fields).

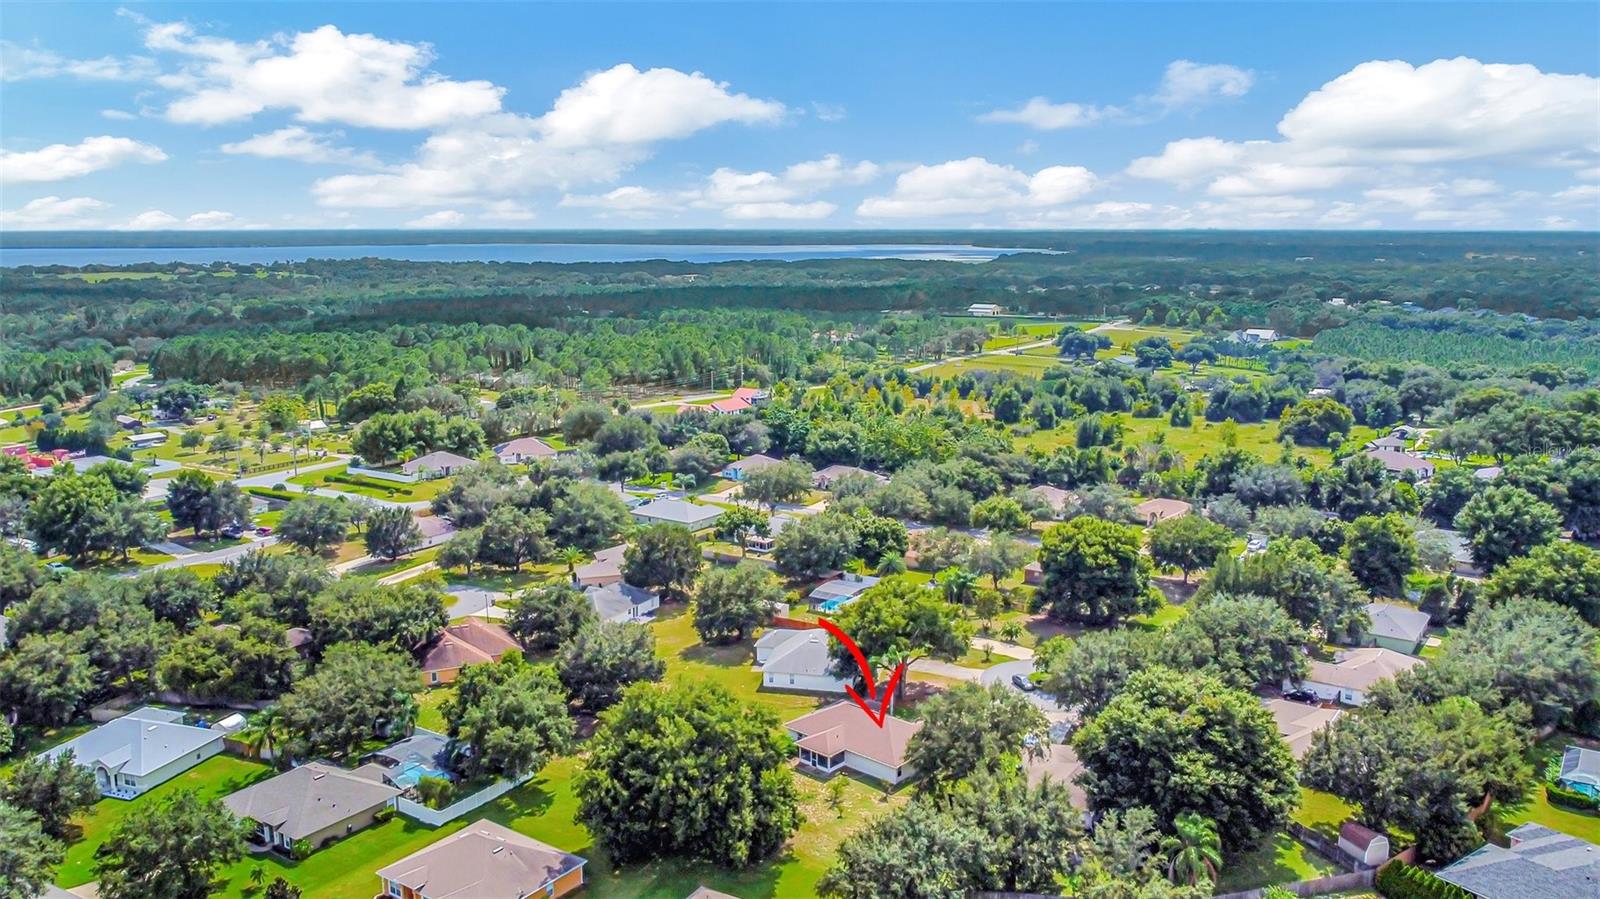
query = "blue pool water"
xmin=817 ymin=597 xmax=855 ymax=613
xmin=390 ymin=759 xmax=452 ymax=788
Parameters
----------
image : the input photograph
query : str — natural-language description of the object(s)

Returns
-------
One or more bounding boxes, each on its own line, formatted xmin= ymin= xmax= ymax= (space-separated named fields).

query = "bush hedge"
xmin=1546 ymin=782 xmax=1599 ymax=811
xmin=1376 ymin=860 xmax=1471 ymax=899
xmin=246 ymin=486 xmax=299 ymax=502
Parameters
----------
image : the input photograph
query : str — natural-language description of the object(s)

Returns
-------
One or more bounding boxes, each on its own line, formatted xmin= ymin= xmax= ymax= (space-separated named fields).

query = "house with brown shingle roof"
xmin=376 ymin=819 xmax=586 ymax=899
xmin=784 ymin=701 xmax=923 ymax=785
xmin=1134 ymin=497 xmax=1192 ymax=526
xmin=492 ymin=436 xmax=558 ymax=465
xmin=415 ymin=619 xmax=520 ymax=687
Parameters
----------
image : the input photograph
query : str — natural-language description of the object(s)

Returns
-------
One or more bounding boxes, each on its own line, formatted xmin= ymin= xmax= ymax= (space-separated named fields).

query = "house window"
xmin=430 ymin=671 xmax=440 ymax=685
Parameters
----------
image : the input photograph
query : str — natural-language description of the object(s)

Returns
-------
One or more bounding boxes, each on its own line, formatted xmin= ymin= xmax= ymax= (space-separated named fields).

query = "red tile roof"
xmin=785 ymin=702 xmax=922 ymax=768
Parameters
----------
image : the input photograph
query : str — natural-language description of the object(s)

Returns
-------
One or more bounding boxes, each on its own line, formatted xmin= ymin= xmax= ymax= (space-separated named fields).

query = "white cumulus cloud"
xmin=404 ymin=209 xmax=465 ymax=228
xmin=978 ymin=97 xmax=1117 ymax=130
xmin=220 ymin=126 xmax=378 ymax=166
xmin=144 ymin=21 xmax=505 ymax=129
xmin=116 ymin=209 xmax=237 ymax=229
xmin=0 ymin=195 xmax=110 ymax=228
xmin=1 ymin=135 xmax=167 ymax=183
xmin=1152 ymin=60 xmax=1255 ymax=108
xmin=0 ymin=41 xmax=156 ymax=81
xmin=537 ymin=63 xmax=785 ymax=146
xmin=857 ymin=157 xmax=1096 ymax=217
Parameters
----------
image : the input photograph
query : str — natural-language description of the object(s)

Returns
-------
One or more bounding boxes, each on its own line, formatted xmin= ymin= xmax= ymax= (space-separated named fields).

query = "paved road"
xmin=148 ymin=535 xmax=278 ymax=571
xmin=906 ymin=338 xmax=1056 ymax=374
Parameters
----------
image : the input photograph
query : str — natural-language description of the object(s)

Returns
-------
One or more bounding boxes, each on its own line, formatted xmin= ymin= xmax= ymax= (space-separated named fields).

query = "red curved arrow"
xmin=814 ymin=617 xmax=906 ymax=728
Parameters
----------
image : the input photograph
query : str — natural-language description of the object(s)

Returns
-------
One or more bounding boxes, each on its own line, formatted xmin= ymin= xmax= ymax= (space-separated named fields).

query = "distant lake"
xmin=0 ymin=242 xmax=1048 ymax=268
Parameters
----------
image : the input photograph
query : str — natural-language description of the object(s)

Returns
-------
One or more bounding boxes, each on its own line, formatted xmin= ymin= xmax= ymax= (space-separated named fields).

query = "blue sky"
xmin=2 ymin=2 xmax=1596 ymax=230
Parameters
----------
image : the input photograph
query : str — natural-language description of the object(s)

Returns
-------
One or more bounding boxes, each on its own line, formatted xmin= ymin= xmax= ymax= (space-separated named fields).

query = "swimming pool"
xmin=390 ymin=758 xmax=452 ymax=788
xmin=816 ymin=596 xmax=858 ymax=613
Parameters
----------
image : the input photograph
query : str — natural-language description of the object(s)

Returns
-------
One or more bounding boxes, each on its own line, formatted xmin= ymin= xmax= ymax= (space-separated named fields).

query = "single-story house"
xmin=300 ymin=419 xmax=329 ymax=433
xmin=1559 ymin=746 xmax=1600 ymax=799
xmin=599 ymin=480 xmax=647 ymax=508
xmin=966 ymin=303 xmax=1005 ymax=316
xmin=413 ymin=513 xmax=454 ymax=548
xmin=721 ymin=453 xmax=783 ymax=481
xmin=114 ymin=414 xmax=143 ymax=430
xmin=1433 ymin=528 xmax=1484 ymax=578
xmin=585 ymin=581 xmax=660 ymax=623
xmin=1285 ymin=648 xmax=1424 ymax=707
xmin=492 ymin=436 xmax=558 ymax=465
xmin=1133 ymin=497 xmax=1192 ymax=526
xmin=574 ymin=543 xmax=627 ymax=587
xmin=1338 ymin=821 xmax=1391 ymax=868
xmin=43 ymin=706 xmax=226 ymax=798
xmin=1365 ymin=435 xmax=1408 ymax=451
xmin=1028 ymin=485 xmax=1077 ymax=519
xmin=224 ymin=762 xmax=400 ymax=855
xmin=745 ymin=513 xmax=796 ymax=554
xmin=127 ymin=431 xmax=167 ymax=448
xmin=376 ymin=819 xmax=586 ymax=899
xmin=1023 ymin=560 xmax=1044 ymax=586
xmin=415 ymin=619 xmax=521 ymax=686
xmin=1364 ymin=448 xmax=1434 ymax=480
xmin=1474 ymin=465 xmax=1503 ymax=481
xmin=1436 ymin=822 xmax=1598 ymax=899
xmin=1264 ymin=698 xmax=1342 ymax=759
xmin=631 ymin=498 xmax=724 ymax=531
xmin=1231 ymin=327 xmax=1281 ymax=343
xmin=400 ymin=450 xmax=477 ymax=479
xmin=784 ymin=701 xmax=923 ymax=785
xmin=687 ymin=887 xmax=742 ymax=899
xmin=812 ymin=464 xmax=886 ymax=490
xmin=809 ymin=572 xmax=880 ymax=609
xmin=1357 ymin=601 xmax=1431 ymax=654
xmin=711 ymin=396 xmax=753 ymax=414
xmin=755 ymin=628 xmax=850 ymax=695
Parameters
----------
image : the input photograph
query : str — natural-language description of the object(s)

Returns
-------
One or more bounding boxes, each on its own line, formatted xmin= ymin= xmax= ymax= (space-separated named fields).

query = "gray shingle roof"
xmin=1436 ymin=823 xmax=1599 ymax=899
xmin=42 ymin=707 xmax=223 ymax=778
xmin=1562 ymin=746 xmax=1600 ymax=789
xmin=761 ymin=630 xmax=838 ymax=678
xmin=1364 ymin=602 xmax=1431 ymax=645
xmin=223 ymin=762 xmax=399 ymax=840
xmin=585 ymin=582 xmax=658 ymax=622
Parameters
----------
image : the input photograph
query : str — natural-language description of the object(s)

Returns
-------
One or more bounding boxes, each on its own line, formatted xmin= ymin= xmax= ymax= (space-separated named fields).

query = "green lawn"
xmin=1293 ymin=787 xmax=1356 ymax=839
xmin=1215 ymin=830 xmax=1340 ymax=893
xmin=288 ymin=465 xmax=454 ymax=502
xmin=1014 ymin=414 xmax=1372 ymax=468
xmin=1498 ymin=739 xmax=1600 ymax=845
xmin=56 ymin=755 xmax=275 ymax=887
xmin=1131 ymin=600 xmax=1189 ymax=631
xmin=198 ymin=606 xmax=895 ymax=898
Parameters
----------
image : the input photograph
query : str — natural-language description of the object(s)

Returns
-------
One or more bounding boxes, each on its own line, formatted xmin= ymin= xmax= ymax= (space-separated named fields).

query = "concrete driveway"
xmin=983 ymin=659 xmax=1064 ymax=715
xmin=445 ymin=586 xmax=509 ymax=620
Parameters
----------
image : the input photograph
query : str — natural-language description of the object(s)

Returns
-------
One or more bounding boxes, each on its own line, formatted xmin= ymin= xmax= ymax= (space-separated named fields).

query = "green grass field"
xmin=1215 ymin=830 xmax=1340 ymax=893
xmin=56 ymin=755 xmax=275 ymax=887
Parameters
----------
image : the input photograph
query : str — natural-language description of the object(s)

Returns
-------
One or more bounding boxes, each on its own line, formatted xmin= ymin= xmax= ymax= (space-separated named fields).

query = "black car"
xmin=1011 ymin=673 xmax=1036 ymax=692
xmin=1284 ymin=689 xmax=1319 ymax=703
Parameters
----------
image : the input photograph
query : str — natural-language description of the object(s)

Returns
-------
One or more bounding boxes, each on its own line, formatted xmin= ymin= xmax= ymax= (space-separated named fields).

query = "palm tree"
xmin=1000 ymin=620 xmax=1024 ymax=645
xmin=559 ymin=547 xmax=588 ymax=583
xmin=940 ymin=566 xmax=979 ymax=607
xmin=1162 ymin=812 xmax=1222 ymax=887
xmin=872 ymin=647 xmax=914 ymax=714
xmin=242 ymin=705 xmax=288 ymax=769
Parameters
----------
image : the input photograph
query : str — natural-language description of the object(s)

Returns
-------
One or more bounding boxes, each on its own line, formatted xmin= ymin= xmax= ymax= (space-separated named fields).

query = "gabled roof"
xmin=1340 ymin=821 xmax=1385 ymax=851
xmin=1303 ymin=648 xmax=1423 ymax=692
xmin=813 ymin=464 xmax=884 ymax=485
xmin=42 ymin=707 xmax=223 ymax=777
xmin=785 ymin=702 xmax=922 ymax=769
xmin=1363 ymin=602 xmax=1430 ymax=645
xmin=1437 ymin=823 xmax=1599 ymax=899
xmin=375 ymin=819 xmax=586 ymax=899
xmin=1364 ymin=448 xmax=1434 ymax=474
xmin=1366 ymin=435 xmax=1408 ymax=450
xmin=417 ymin=619 xmax=520 ymax=673
xmin=1264 ymin=699 xmax=1342 ymax=759
xmin=731 ymin=387 xmax=767 ymax=402
xmin=761 ymin=630 xmax=839 ymax=678
xmin=223 ymin=762 xmax=399 ymax=840
xmin=585 ymin=581 xmax=658 ymax=621
xmin=708 ymin=396 xmax=752 ymax=414
xmin=575 ymin=543 xmax=627 ymax=584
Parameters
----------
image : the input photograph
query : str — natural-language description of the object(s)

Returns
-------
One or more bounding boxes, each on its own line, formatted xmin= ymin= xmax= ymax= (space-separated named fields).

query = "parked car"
xmin=254 ymin=526 xmax=273 ymax=536
xmin=1284 ymin=689 xmax=1319 ymax=703
xmin=221 ymin=525 xmax=245 ymax=539
xmin=1011 ymin=673 xmax=1036 ymax=692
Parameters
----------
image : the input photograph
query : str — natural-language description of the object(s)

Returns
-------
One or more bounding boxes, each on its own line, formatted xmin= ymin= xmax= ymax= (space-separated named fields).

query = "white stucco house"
xmin=754 ymin=628 xmax=851 ymax=694
xmin=584 ymin=581 xmax=660 ymax=623
xmin=42 ymin=707 xmax=227 ymax=798
xmin=631 ymin=498 xmax=724 ymax=531
xmin=1284 ymin=648 xmax=1424 ymax=707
